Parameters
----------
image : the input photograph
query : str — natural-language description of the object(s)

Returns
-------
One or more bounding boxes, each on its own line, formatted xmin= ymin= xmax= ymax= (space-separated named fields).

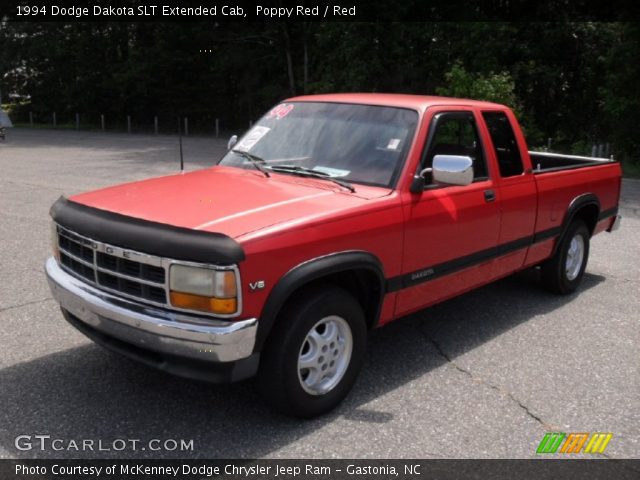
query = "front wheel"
xmin=257 ymin=286 xmax=367 ymax=418
xmin=541 ymin=220 xmax=590 ymax=294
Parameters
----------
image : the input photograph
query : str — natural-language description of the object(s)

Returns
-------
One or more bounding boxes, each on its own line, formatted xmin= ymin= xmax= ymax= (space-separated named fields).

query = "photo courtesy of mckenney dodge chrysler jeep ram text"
xmin=46 ymin=94 xmax=622 ymax=417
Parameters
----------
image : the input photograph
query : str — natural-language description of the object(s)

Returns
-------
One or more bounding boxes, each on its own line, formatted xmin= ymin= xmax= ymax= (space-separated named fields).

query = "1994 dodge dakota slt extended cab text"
xmin=46 ymin=94 xmax=622 ymax=417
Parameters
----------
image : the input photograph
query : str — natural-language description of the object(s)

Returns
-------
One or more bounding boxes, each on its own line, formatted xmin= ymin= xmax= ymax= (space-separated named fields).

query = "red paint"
xmin=69 ymin=94 xmax=622 ymax=325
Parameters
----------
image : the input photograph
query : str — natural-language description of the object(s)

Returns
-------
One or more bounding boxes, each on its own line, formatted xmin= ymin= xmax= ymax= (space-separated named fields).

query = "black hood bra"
xmin=50 ymin=196 xmax=245 ymax=265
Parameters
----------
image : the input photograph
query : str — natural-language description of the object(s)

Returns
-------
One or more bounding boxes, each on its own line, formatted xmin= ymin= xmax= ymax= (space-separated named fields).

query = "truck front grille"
xmin=56 ymin=226 xmax=168 ymax=306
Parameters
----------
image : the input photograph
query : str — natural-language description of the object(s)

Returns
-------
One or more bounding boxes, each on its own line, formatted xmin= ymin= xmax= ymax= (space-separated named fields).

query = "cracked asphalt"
xmin=0 ymin=129 xmax=638 ymax=459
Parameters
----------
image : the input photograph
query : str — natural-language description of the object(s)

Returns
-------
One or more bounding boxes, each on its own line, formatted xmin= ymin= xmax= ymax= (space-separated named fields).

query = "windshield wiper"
xmin=268 ymin=165 xmax=355 ymax=193
xmin=231 ymin=149 xmax=270 ymax=177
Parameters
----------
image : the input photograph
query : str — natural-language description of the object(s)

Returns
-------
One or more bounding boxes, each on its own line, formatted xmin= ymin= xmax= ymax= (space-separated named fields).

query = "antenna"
xmin=177 ymin=115 xmax=184 ymax=172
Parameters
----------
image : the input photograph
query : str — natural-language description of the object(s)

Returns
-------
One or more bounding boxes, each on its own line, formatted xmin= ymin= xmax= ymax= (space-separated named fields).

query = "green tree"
xmin=602 ymin=23 xmax=640 ymax=164
xmin=0 ymin=17 xmax=636 ymax=172
xmin=435 ymin=61 xmax=518 ymax=107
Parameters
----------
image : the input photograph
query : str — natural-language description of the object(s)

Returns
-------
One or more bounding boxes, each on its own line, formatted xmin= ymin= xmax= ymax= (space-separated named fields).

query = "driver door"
xmin=395 ymin=108 xmax=501 ymax=316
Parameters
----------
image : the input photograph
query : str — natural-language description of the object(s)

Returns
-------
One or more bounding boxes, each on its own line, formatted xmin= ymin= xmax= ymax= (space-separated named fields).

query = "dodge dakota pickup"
xmin=46 ymin=94 xmax=622 ymax=417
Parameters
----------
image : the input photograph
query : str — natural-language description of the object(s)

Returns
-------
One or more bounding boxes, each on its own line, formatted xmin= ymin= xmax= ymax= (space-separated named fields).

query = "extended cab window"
xmin=423 ymin=112 xmax=488 ymax=181
xmin=482 ymin=111 xmax=524 ymax=177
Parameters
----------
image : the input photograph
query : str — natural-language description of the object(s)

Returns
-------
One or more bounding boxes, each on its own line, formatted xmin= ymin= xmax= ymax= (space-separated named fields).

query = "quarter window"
xmin=482 ymin=111 xmax=524 ymax=177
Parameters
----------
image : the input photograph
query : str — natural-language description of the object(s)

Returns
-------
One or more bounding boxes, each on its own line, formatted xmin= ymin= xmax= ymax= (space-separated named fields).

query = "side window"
xmin=481 ymin=111 xmax=524 ymax=177
xmin=423 ymin=112 xmax=488 ymax=181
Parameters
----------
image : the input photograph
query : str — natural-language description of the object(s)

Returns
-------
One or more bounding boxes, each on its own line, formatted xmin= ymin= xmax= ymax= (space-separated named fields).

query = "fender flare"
xmin=552 ymin=193 xmax=600 ymax=256
xmin=254 ymin=250 xmax=386 ymax=352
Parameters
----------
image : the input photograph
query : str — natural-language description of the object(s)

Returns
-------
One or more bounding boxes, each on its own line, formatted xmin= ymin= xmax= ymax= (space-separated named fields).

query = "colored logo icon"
xmin=537 ymin=432 xmax=613 ymax=454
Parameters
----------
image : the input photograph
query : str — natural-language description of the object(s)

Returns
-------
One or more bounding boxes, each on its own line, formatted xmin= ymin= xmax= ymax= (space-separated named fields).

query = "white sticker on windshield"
xmin=313 ymin=166 xmax=351 ymax=178
xmin=387 ymin=138 xmax=401 ymax=150
xmin=234 ymin=126 xmax=270 ymax=152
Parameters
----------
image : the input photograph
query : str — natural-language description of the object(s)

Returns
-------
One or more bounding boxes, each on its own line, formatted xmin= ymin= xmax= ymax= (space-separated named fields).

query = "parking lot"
xmin=0 ymin=128 xmax=638 ymax=459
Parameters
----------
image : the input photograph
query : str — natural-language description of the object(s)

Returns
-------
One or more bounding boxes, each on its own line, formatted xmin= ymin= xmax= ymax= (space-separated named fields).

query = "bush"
xmin=436 ymin=62 xmax=518 ymax=108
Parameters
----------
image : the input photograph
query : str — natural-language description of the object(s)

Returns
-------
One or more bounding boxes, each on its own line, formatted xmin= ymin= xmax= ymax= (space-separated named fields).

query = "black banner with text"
xmin=2 ymin=459 xmax=640 ymax=480
xmin=1 ymin=0 xmax=640 ymax=22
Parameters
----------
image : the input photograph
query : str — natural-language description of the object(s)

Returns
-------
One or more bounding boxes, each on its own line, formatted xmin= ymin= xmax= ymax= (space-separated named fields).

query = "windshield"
xmin=218 ymin=102 xmax=419 ymax=188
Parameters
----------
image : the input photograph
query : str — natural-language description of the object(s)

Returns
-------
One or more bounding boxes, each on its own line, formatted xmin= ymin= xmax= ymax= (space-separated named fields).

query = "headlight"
xmin=169 ymin=264 xmax=238 ymax=315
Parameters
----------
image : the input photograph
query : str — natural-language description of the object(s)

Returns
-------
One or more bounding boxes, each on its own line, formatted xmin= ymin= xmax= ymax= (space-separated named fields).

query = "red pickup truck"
xmin=46 ymin=94 xmax=622 ymax=417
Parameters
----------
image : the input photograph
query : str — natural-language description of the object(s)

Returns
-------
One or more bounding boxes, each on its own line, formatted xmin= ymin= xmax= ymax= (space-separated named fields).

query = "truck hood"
xmin=69 ymin=166 xmax=390 ymax=238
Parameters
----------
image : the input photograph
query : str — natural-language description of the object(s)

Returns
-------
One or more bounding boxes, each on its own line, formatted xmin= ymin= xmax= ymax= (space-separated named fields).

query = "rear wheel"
xmin=541 ymin=220 xmax=590 ymax=294
xmin=257 ymin=286 xmax=367 ymax=418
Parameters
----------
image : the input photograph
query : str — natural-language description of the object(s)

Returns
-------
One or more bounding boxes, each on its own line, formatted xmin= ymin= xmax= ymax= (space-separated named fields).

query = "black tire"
xmin=541 ymin=220 xmax=590 ymax=294
xmin=257 ymin=285 xmax=367 ymax=418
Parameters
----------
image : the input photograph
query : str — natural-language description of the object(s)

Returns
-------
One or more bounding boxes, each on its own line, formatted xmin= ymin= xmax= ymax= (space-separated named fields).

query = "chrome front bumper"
xmin=45 ymin=257 xmax=257 ymax=364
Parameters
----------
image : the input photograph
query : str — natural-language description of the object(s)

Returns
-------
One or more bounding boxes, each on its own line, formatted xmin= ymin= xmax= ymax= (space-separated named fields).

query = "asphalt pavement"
xmin=0 ymin=128 xmax=638 ymax=459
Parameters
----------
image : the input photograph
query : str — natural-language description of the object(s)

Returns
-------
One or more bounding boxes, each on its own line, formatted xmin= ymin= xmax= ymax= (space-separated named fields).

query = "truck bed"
xmin=529 ymin=151 xmax=615 ymax=173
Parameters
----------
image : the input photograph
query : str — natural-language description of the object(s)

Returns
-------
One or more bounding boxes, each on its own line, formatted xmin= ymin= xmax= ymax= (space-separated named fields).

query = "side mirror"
xmin=409 ymin=174 xmax=426 ymax=193
xmin=409 ymin=155 xmax=474 ymax=193
xmin=432 ymin=155 xmax=474 ymax=186
xmin=227 ymin=135 xmax=238 ymax=151
xmin=409 ymin=166 xmax=436 ymax=193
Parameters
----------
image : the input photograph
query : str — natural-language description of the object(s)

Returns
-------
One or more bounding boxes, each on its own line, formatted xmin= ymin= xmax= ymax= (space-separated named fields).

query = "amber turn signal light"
xmin=170 ymin=291 xmax=237 ymax=315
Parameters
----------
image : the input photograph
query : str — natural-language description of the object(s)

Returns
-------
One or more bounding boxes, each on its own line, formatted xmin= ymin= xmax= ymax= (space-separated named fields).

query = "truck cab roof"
xmin=286 ymin=93 xmax=507 ymax=113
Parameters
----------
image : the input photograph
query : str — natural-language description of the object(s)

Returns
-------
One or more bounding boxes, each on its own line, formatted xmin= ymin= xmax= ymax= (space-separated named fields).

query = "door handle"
xmin=484 ymin=189 xmax=496 ymax=202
